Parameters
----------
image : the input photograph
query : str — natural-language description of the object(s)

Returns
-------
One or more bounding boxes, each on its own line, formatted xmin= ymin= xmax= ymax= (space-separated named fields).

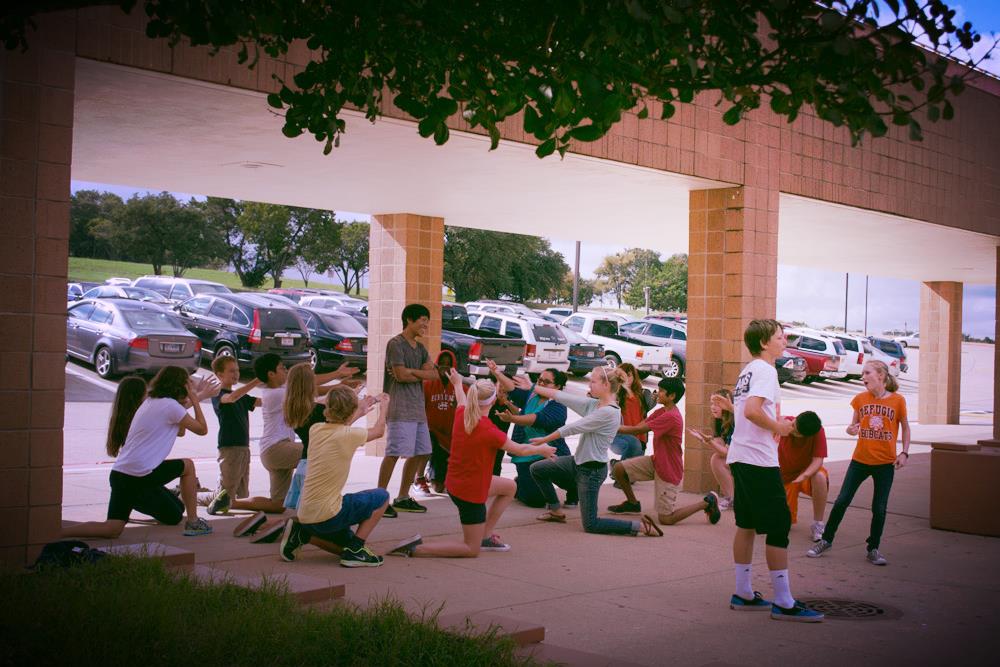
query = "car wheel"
xmin=215 ymin=343 xmax=236 ymax=360
xmin=308 ymin=347 xmax=321 ymax=371
xmin=661 ymin=358 xmax=684 ymax=379
xmin=94 ymin=346 xmax=115 ymax=379
xmin=603 ymin=353 xmax=620 ymax=369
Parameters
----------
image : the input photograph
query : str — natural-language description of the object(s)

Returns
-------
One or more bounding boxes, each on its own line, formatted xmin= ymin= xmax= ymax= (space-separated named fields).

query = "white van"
xmin=472 ymin=313 xmax=570 ymax=375
xmin=832 ymin=333 xmax=869 ymax=379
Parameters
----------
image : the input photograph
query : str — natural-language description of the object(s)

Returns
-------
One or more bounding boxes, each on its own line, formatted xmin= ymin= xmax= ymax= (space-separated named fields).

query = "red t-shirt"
xmin=646 ymin=405 xmax=683 ymax=485
xmin=622 ymin=394 xmax=648 ymax=444
xmin=423 ymin=378 xmax=457 ymax=449
xmin=778 ymin=416 xmax=828 ymax=484
xmin=445 ymin=407 xmax=508 ymax=503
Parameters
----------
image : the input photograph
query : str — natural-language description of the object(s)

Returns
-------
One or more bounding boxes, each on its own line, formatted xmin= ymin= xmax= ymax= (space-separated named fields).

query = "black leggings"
xmin=822 ymin=460 xmax=895 ymax=550
xmin=107 ymin=459 xmax=186 ymax=524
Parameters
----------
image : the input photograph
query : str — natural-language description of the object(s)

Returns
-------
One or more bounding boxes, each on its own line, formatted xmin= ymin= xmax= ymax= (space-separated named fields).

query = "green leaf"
xmin=282 ymin=124 xmax=302 ymax=138
xmin=523 ymin=105 xmax=540 ymax=134
xmin=554 ymin=87 xmax=574 ymax=117
xmin=660 ymin=103 xmax=676 ymax=119
xmin=568 ymin=124 xmax=605 ymax=142
xmin=418 ymin=116 xmax=437 ymax=138
xmin=678 ymin=88 xmax=694 ymax=104
xmin=536 ymin=138 xmax=557 ymax=158
xmin=927 ymin=105 xmax=940 ymax=122
xmin=908 ymin=119 xmax=923 ymax=141
xmin=722 ymin=106 xmax=741 ymax=125
xmin=266 ymin=93 xmax=283 ymax=109
xmin=942 ymin=100 xmax=954 ymax=121
xmin=433 ymin=122 xmax=450 ymax=145
xmin=637 ymin=105 xmax=649 ymax=119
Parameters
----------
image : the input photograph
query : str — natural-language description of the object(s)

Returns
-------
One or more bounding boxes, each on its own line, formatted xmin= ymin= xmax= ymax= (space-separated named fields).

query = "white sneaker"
xmin=807 ymin=539 xmax=832 ymax=558
xmin=866 ymin=548 xmax=888 ymax=566
xmin=718 ymin=496 xmax=733 ymax=511
xmin=811 ymin=521 xmax=825 ymax=542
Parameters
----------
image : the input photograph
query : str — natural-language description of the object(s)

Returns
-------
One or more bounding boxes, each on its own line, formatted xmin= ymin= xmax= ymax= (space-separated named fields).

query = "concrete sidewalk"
xmin=63 ymin=452 xmax=999 ymax=666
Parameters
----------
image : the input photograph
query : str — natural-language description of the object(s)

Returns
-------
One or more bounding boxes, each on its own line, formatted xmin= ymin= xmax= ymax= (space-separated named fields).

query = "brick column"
xmin=918 ymin=281 xmax=963 ymax=425
xmin=986 ymin=248 xmax=1000 ymax=445
xmin=685 ymin=186 xmax=778 ymax=492
xmin=0 ymin=13 xmax=75 ymax=566
xmin=365 ymin=213 xmax=444 ymax=455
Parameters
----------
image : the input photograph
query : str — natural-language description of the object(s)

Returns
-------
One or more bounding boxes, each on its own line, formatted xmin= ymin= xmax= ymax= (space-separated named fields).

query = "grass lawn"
xmin=68 ymin=257 xmax=369 ymax=296
xmin=1 ymin=556 xmax=537 ymax=666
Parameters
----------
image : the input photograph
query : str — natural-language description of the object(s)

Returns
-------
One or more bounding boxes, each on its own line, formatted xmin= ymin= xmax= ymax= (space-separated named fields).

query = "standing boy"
xmin=778 ymin=411 xmax=828 ymax=542
xmin=378 ymin=304 xmax=441 ymax=517
xmin=421 ymin=349 xmax=459 ymax=494
xmin=723 ymin=319 xmax=824 ymax=622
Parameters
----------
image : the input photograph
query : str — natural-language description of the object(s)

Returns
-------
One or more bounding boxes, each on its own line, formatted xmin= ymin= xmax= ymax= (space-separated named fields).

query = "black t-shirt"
xmin=293 ymin=402 xmax=327 ymax=460
xmin=211 ymin=389 xmax=257 ymax=448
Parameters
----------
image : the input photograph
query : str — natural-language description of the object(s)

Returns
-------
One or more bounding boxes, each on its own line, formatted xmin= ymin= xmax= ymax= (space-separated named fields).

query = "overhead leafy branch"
xmin=4 ymin=1 xmax=994 ymax=154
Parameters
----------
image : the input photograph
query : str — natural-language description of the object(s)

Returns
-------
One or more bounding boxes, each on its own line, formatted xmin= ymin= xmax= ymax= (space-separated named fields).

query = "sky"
xmin=67 ymin=1 xmax=1000 ymax=339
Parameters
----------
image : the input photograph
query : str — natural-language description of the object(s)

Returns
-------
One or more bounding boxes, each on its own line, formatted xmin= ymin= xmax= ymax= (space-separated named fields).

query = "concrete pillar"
xmin=684 ymin=186 xmax=778 ymax=492
xmin=982 ymin=247 xmax=999 ymax=447
xmin=0 ymin=13 xmax=75 ymax=566
xmin=918 ymin=281 xmax=963 ymax=425
xmin=365 ymin=213 xmax=444 ymax=454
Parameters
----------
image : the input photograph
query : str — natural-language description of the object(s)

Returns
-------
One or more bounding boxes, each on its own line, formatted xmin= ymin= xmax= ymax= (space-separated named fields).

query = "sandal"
xmin=536 ymin=511 xmax=567 ymax=523
xmin=640 ymin=514 xmax=663 ymax=537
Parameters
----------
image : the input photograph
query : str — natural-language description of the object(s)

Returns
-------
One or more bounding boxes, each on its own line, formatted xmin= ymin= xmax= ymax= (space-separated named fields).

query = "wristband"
xmin=900 ymin=452 xmax=909 ymax=458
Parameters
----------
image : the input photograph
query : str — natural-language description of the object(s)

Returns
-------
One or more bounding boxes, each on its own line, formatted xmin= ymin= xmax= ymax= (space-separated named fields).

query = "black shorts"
xmin=730 ymin=462 xmax=791 ymax=546
xmin=107 ymin=459 xmax=186 ymax=524
xmin=448 ymin=492 xmax=487 ymax=525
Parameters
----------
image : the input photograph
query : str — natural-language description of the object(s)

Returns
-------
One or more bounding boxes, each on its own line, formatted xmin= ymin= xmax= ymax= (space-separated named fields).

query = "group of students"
xmin=67 ymin=305 xmax=911 ymax=618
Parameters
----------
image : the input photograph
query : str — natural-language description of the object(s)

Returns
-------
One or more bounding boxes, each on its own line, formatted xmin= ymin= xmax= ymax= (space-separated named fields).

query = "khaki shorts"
xmin=217 ymin=446 xmax=250 ymax=499
xmin=621 ymin=455 xmax=680 ymax=517
xmin=260 ymin=439 xmax=303 ymax=502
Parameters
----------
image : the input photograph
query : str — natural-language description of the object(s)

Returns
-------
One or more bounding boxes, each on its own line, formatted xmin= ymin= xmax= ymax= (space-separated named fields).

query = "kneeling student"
xmin=279 ymin=387 xmax=390 ymax=567
xmin=608 ymin=377 xmax=722 ymax=526
xmin=389 ymin=370 xmax=557 ymax=558
xmin=778 ymin=411 xmax=828 ymax=542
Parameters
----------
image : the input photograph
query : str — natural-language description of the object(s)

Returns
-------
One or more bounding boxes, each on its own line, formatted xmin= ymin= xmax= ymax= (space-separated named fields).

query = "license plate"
xmin=160 ymin=343 xmax=183 ymax=353
xmin=585 ymin=351 xmax=594 ymax=358
xmin=280 ymin=337 xmax=294 ymax=347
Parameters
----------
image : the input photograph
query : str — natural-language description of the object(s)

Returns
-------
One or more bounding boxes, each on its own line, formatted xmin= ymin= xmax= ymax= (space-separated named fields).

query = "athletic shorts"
xmin=784 ymin=466 xmax=828 ymax=524
xmin=260 ymin=439 xmax=303 ymax=501
xmin=302 ymin=488 xmax=390 ymax=540
xmin=620 ymin=455 xmax=680 ymax=517
xmin=730 ymin=462 xmax=790 ymax=537
xmin=107 ymin=459 xmax=185 ymax=524
xmin=217 ymin=446 xmax=250 ymax=499
xmin=386 ymin=421 xmax=432 ymax=457
xmin=448 ymin=492 xmax=487 ymax=525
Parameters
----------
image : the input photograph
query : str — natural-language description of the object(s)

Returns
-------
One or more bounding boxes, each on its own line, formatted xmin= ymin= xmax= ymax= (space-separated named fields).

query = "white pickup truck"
xmin=561 ymin=312 xmax=672 ymax=376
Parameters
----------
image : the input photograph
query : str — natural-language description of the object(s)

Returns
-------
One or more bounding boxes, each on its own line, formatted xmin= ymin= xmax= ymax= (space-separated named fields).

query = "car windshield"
xmin=257 ymin=308 xmax=303 ymax=331
xmin=191 ymin=283 xmax=232 ymax=295
xmin=123 ymin=287 xmax=164 ymax=301
xmin=875 ymin=339 xmax=904 ymax=357
xmin=532 ymin=324 xmax=565 ymax=343
xmin=122 ymin=309 xmax=187 ymax=332
xmin=319 ymin=312 xmax=367 ymax=335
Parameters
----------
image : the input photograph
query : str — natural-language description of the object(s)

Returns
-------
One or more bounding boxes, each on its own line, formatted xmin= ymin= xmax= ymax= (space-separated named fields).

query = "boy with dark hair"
xmin=723 ymin=319 xmax=824 ymax=622
xmin=378 ymin=303 xmax=441 ymax=517
xmin=778 ymin=411 xmax=829 ymax=542
xmin=421 ymin=349 xmax=459 ymax=494
xmin=608 ymin=377 xmax=722 ymax=526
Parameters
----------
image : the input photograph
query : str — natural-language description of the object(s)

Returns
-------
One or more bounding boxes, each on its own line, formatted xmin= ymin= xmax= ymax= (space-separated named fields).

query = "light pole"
xmin=572 ymin=240 xmax=580 ymax=313
xmin=844 ymin=273 xmax=849 ymax=331
xmin=864 ymin=275 xmax=869 ymax=336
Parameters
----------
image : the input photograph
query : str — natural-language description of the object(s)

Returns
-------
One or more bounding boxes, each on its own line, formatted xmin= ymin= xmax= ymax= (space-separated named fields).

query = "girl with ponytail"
xmin=388 ymin=369 xmax=557 ymax=559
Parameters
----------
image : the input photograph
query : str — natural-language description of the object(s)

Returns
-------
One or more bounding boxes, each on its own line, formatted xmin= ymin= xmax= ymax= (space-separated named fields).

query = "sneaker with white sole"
xmin=703 ymin=492 xmax=721 ymax=525
xmin=393 ymin=497 xmax=427 ymax=513
xmin=183 ymin=518 xmax=212 ymax=536
xmin=866 ymin=548 xmax=888 ymax=566
xmin=717 ymin=495 xmax=732 ymax=511
xmin=810 ymin=521 xmax=825 ymax=542
xmin=233 ymin=511 xmax=267 ymax=537
xmin=388 ymin=534 xmax=423 ymax=557
xmin=279 ymin=518 xmax=307 ymax=562
xmin=729 ymin=591 xmax=771 ymax=611
xmin=340 ymin=545 xmax=383 ymax=567
xmin=207 ymin=489 xmax=230 ymax=516
xmin=807 ymin=539 xmax=832 ymax=558
xmin=250 ymin=520 xmax=285 ymax=544
xmin=480 ymin=534 xmax=511 ymax=552
xmin=771 ymin=600 xmax=825 ymax=622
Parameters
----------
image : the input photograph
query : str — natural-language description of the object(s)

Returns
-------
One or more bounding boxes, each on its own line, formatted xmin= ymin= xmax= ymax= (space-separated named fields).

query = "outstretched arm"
xmin=449 ymin=367 xmax=467 ymax=408
xmin=486 ymin=359 xmax=515 ymax=393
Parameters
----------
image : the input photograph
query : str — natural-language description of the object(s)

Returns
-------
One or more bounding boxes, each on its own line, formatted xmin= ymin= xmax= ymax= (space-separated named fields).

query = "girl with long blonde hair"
xmin=389 ymin=370 xmax=557 ymax=558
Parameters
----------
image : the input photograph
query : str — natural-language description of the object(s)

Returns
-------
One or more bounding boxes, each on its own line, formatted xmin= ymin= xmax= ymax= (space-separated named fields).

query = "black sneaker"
xmin=232 ymin=511 xmax=267 ymax=537
xmin=207 ymin=489 xmax=230 ymax=516
xmin=608 ymin=500 xmax=642 ymax=514
xmin=393 ymin=497 xmax=427 ymax=513
xmin=703 ymin=491 xmax=721 ymax=525
xmin=340 ymin=545 xmax=384 ymax=568
xmin=279 ymin=518 xmax=306 ymax=562
xmin=387 ymin=534 xmax=423 ymax=557
xmin=383 ymin=505 xmax=398 ymax=518
xmin=250 ymin=520 xmax=285 ymax=544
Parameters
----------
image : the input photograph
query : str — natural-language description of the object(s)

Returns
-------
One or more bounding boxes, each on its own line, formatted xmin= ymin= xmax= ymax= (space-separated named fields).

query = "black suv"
xmin=174 ymin=293 xmax=311 ymax=368
xmin=294 ymin=306 xmax=369 ymax=372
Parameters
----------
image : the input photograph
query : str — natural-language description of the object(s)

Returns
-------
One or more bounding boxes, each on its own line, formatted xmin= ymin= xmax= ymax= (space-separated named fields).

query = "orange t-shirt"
xmin=850 ymin=390 xmax=907 ymax=465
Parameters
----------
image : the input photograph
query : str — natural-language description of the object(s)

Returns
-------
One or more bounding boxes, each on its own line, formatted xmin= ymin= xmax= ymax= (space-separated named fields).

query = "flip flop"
xmin=641 ymin=514 xmax=663 ymax=537
xmin=536 ymin=511 xmax=567 ymax=523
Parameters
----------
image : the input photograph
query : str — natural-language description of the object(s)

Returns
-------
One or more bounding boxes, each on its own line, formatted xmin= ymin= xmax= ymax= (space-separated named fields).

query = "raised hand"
xmin=498 ymin=410 xmax=515 ymax=423
xmin=485 ymin=359 xmax=499 ymax=375
xmin=196 ymin=374 xmax=222 ymax=400
xmin=512 ymin=374 xmax=532 ymax=391
xmin=448 ymin=366 xmax=463 ymax=386
xmin=335 ymin=362 xmax=360 ymax=379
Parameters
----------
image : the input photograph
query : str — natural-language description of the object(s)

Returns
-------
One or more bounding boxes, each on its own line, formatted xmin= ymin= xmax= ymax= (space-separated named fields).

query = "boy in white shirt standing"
xmin=721 ymin=319 xmax=823 ymax=623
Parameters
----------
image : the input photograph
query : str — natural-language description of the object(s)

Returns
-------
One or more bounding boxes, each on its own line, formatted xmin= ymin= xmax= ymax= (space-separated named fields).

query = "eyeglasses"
xmin=536 ymin=378 xmax=554 ymax=386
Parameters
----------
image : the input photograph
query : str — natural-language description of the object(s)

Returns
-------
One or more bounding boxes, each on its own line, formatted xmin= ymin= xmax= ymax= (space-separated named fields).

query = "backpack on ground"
xmin=31 ymin=540 xmax=107 ymax=570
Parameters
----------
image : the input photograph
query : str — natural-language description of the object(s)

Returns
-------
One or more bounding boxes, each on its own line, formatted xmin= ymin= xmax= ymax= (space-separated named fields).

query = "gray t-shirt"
xmin=385 ymin=333 xmax=430 ymax=422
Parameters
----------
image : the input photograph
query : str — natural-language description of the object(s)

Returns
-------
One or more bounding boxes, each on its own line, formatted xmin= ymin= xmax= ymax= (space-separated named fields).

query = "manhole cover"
xmin=799 ymin=598 xmax=902 ymax=620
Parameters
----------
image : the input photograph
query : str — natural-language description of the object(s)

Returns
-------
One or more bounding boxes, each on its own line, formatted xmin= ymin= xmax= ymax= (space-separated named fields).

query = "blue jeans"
xmin=529 ymin=456 xmax=637 ymax=536
xmin=822 ymin=460 xmax=895 ymax=550
xmin=610 ymin=434 xmax=644 ymax=460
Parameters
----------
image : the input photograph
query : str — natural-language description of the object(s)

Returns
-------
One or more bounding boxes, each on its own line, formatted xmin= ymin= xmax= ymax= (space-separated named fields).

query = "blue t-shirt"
xmin=508 ymin=387 xmax=569 ymax=461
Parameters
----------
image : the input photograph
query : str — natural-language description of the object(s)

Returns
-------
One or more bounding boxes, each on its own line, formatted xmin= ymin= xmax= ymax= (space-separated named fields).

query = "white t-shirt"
xmin=259 ymin=386 xmax=295 ymax=452
xmin=727 ymin=358 xmax=781 ymax=468
xmin=112 ymin=398 xmax=187 ymax=476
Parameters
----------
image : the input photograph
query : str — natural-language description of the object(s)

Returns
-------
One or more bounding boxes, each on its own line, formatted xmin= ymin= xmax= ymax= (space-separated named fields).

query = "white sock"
xmin=770 ymin=569 xmax=795 ymax=609
xmin=734 ymin=563 xmax=753 ymax=599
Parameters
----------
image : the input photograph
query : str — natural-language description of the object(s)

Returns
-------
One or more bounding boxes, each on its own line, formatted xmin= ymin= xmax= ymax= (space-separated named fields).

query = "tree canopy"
xmin=5 ymin=1 xmax=988 ymax=156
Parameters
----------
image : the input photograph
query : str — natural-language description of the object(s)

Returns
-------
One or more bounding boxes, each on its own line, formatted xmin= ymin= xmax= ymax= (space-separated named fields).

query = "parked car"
xmin=66 ymin=299 xmax=201 ymax=378
xmin=832 ymin=332 xmax=869 ymax=380
xmin=440 ymin=303 xmax=526 ymax=377
xmin=864 ymin=338 xmax=902 ymax=377
xmin=618 ymin=319 xmax=687 ymax=378
xmin=299 ymin=294 xmax=366 ymax=314
xmin=67 ymin=282 xmax=84 ymax=300
xmin=104 ymin=277 xmax=133 ymax=286
xmin=294 ymin=306 xmax=368 ymax=372
xmin=132 ymin=276 xmax=232 ymax=304
xmin=561 ymin=312 xmax=672 ymax=375
xmin=80 ymin=285 xmax=171 ymax=305
xmin=267 ymin=288 xmax=311 ymax=303
xmin=776 ymin=354 xmax=808 ymax=385
xmin=784 ymin=328 xmax=848 ymax=382
xmin=869 ymin=336 xmax=908 ymax=373
xmin=559 ymin=326 xmax=606 ymax=377
xmin=464 ymin=300 xmax=539 ymax=319
xmin=892 ymin=332 xmax=920 ymax=348
xmin=472 ymin=313 xmax=570 ymax=376
xmin=545 ymin=307 xmax=574 ymax=318
xmin=173 ymin=292 xmax=310 ymax=368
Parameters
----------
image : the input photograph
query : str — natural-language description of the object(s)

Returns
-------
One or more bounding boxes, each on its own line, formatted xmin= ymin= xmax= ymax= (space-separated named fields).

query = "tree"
xmin=596 ymin=248 xmax=662 ymax=308
xmin=234 ymin=203 xmax=327 ymax=288
xmin=552 ymin=271 xmax=597 ymax=307
xmin=297 ymin=214 xmax=343 ymax=288
xmin=626 ymin=253 xmax=688 ymax=312
xmin=70 ymin=190 xmax=123 ymax=259
xmin=199 ymin=197 xmax=270 ymax=287
xmin=321 ymin=221 xmax=369 ymax=295
xmin=7 ymin=1 xmax=985 ymax=156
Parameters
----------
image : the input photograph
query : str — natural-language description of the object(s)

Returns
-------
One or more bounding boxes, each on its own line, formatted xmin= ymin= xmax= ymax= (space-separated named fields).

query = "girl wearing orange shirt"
xmin=807 ymin=360 xmax=910 ymax=566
